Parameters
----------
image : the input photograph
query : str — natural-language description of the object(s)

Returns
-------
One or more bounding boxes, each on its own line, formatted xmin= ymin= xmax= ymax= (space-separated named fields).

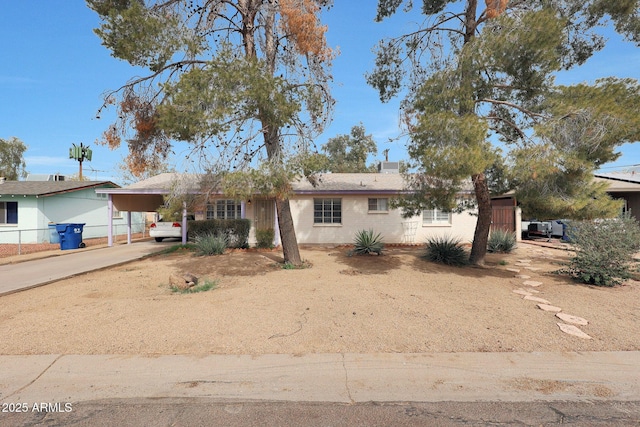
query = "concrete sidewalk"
xmin=0 ymin=240 xmax=171 ymax=295
xmin=1 ymin=352 xmax=639 ymax=404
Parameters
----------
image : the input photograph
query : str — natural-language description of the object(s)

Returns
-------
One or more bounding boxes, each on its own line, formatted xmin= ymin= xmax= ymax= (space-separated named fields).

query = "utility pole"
xmin=69 ymin=143 xmax=93 ymax=180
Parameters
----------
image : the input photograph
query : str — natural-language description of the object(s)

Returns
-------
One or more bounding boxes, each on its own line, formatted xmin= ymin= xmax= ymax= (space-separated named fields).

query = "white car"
xmin=149 ymin=216 xmax=193 ymax=242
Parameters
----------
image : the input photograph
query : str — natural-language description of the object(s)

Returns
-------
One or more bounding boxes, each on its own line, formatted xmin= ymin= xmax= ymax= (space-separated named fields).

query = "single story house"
xmin=594 ymin=172 xmax=640 ymax=221
xmin=0 ymin=179 xmax=144 ymax=244
xmin=97 ymin=171 xmax=480 ymax=246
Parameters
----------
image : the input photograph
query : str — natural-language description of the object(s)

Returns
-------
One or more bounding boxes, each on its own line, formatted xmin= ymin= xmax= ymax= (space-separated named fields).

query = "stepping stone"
xmin=523 ymin=280 xmax=543 ymax=287
xmin=515 ymin=274 xmax=531 ymax=279
xmin=537 ymin=303 xmax=562 ymax=312
xmin=556 ymin=312 xmax=588 ymax=326
xmin=523 ymin=295 xmax=551 ymax=304
xmin=557 ymin=323 xmax=592 ymax=339
xmin=506 ymin=268 xmax=520 ymax=273
xmin=525 ymin=267 xmax=542 ymax=271
xmin=517 ymin=259 xmax=532 ymax=263
xmin=513 ymin=289 xmax=532 ymax=296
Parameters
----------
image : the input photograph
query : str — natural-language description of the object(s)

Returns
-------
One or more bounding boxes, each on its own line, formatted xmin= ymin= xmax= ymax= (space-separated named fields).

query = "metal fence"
xmin=0 ymin=223 xmax=147 ymax=257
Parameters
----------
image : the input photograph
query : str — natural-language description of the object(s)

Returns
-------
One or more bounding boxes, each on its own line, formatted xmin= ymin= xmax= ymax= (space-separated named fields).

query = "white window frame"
xmin=422 ymin=208 xmax=451 ymax=225
xmin=314 ymin=198 xmax=342 ymax=225
xmin=368 ymin=198 xmax=389 ymax=213
xmin=207 ymin=200 xmax=241 ymax=219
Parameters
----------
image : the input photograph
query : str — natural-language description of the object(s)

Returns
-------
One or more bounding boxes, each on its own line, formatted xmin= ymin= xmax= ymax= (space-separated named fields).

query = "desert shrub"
xmin=487 ymin=229 xmax=517 ymax=253
xmin=188 ymin=219 xmax=250 ymax=248
xmin=424 ymin=235 xmax=468 ymax=266
xmin=255 ymin=228 xmax=275 ymax=249
xmin=559 ymin=216 xmax=640 ymax=287
xmin=352 ymin=229 xmax=384 ymax=255
xmin=193 ymin=233 xmax=228 ymax=256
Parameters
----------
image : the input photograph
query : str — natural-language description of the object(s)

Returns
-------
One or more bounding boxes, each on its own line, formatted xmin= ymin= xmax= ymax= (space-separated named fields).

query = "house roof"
xmin=594 ymin=173 xmax=640 ymax=192
xmin=292 ymin=173 xmax=408 ymax=194
xmin=0 ymin=180 xmax=119 ymax=197
xmin=96 ymin=172 xmax=477 ymax=196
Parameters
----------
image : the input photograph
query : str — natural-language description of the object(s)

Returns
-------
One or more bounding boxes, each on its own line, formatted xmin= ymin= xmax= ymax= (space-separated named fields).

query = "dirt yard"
xmin=1 ymin=243 xmax=638 ymax=356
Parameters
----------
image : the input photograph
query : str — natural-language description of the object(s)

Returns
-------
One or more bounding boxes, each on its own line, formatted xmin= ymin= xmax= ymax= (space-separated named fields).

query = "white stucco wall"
xmin=289 ymin=194 xmax=478 ymax=245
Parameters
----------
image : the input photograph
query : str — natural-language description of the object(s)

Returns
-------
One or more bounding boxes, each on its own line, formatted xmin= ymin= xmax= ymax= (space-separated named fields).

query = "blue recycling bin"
xmin=55 ymin=223 xmax=86 ymax=250
xmin=48 ymin=223 xmax=60 ymax=244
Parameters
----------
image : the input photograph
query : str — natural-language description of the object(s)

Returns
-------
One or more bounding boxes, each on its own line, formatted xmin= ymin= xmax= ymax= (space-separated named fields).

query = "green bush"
xmin=171 ymin=279 xmax=217 ymax=294
xmin=559 ymin=216 xmax=640 ymax=287
xmin=352 ymin=229 xmax=384 ymax=255
xmin=255 ymin=228 xmax=275 ymax=249
xmin=487 ymin=229 xmax=517 ymax=253
xmin=193 ymin=233 xmax=228 ymax=256
xmin=188 ymin=219 xmax=250 ymax=248
xmin=424 ymin=235 xmax=468 ymax=266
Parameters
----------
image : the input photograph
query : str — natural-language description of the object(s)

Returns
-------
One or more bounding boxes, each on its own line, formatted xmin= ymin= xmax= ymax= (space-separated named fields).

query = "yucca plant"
xmin=487 ymin=229 xmax=517 ymax=253
xmin=194 ymin=233 xmax=228 ymax=256
xmin=352 ymin=229 xmax=384 ymax=255
xmin=424 ymin=235 xmax=468 ymax=266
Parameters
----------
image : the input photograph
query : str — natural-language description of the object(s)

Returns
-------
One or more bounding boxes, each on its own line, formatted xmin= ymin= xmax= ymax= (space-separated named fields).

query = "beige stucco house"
xmin=97 ymin=171 xmax=479 ymax=246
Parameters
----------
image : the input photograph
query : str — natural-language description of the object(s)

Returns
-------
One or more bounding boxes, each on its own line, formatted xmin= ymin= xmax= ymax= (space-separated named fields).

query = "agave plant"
xmin=194 ymin=233 xmax=228 ymax=256
xmin=352 ymin=229 xmax=384 ymax=255
xmin=487 ymin=229 xmax=517 ymax=253
xmin=424 ymin=235 xmax=468 ymax=266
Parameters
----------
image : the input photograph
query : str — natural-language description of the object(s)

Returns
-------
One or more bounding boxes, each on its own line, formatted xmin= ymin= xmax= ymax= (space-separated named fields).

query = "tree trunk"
xmin=275 ymin=198 xmax=302 ymax=265
xmin=469 ymin=172 xmax=492 ymax=266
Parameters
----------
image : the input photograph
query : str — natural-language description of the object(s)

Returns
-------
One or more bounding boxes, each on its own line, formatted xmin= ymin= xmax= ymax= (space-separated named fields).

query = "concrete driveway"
xmin=0 ymin=240 xmax=171 ymax=296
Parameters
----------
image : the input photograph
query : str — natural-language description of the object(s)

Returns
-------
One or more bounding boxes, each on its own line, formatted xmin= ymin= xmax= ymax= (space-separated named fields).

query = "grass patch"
xmin=155 ymin=243 xmax=196 ymax=256
xmin=280 ymin=260 xmax=312 ymax=270
xmin=170 ymin=279 xmax=218 ymax=294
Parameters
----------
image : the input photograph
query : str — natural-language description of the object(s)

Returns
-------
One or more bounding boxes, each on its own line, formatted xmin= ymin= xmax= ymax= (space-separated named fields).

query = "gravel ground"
xmin=0 ymin=244 xmax=638 ymax=355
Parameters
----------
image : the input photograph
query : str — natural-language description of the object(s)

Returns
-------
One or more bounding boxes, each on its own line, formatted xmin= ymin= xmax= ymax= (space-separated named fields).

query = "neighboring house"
xmin=0 ymin=179 xmax=144 ymax=244
xmin=98 ymin=170 xmax=479 ymax=246
xmin=594 ymin=172 xmax=640 ymax=220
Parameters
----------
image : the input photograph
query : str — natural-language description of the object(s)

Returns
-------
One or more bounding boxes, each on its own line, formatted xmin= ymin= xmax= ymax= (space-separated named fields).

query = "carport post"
xmin=127 ymin=211 xmax=132 ymax=244
xmin=107 ymin=195 xmax=114 ymax=247
xmin=182 ymin=201 xmax=187 ymax=245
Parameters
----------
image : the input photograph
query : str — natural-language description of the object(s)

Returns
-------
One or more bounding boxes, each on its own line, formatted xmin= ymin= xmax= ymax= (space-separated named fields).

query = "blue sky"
xmin=1 ymin=1 xmax=639 ymax=184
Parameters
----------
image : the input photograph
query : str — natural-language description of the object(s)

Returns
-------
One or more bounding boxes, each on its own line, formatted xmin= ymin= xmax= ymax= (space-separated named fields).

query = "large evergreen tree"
xmin=368 ymin=0 xmax=640 ymax=265
xmin=87 ymin=0 xmax=336 ymax=265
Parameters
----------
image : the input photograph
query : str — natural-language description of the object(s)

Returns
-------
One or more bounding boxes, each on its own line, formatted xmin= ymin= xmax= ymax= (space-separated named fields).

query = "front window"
xmin=207 ymin=200 xmax=241 ymax=219
xmin=423 ymin=208 xmax=451 ymax=225
xmin=0 ymin=201 xmax=18 ymax=224
xmin=314 ymin=198 xmax=341 ymax=224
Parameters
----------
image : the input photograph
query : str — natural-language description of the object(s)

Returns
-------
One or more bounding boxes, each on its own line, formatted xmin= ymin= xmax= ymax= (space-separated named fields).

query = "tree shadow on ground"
xmin=170 ymin=251 xmax=281 ymax=277
xmin=331 ymin=248 xmax=404 ymax=275
xmin=409 ymin=250 xmax=531 ymax=280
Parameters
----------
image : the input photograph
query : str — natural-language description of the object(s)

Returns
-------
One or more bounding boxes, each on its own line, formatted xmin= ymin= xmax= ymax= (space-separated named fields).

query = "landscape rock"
xmin=523 ymin=295 xmax=551 ymax=304
xmin=537 ymin=303 xmax=562 ymax=313
xmin=557 ymin=323 xmax=592 ymax=339
xmin=506 ymin=268 xmax=520 ymax=273
xmin=513 ymin=289 xmax=532 ymax=296
xmin=556 ymin=312 xmax=588 ymax=326
xmin=523 ymin=280 xmax=543 ymax=287
xmin=515 ymin=274 xmax=531 ymax=279
xmin=169 ymin=272 xmax=198 ymax=290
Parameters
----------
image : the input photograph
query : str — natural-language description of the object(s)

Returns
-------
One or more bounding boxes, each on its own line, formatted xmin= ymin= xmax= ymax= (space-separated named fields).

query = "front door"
xmin=254 ymin=199 xmax=275 ymax=231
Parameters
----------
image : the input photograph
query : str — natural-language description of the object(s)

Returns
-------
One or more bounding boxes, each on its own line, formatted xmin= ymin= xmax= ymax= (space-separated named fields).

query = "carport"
xmin=95 ymin=173 xmax=201 ymax=246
